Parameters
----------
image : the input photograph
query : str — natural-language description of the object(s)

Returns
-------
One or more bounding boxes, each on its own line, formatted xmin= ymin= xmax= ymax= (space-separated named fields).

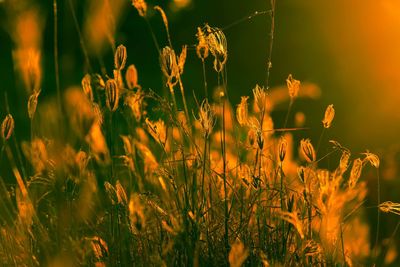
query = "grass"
xmin=0 ymin=0 xmax=398 ymax=266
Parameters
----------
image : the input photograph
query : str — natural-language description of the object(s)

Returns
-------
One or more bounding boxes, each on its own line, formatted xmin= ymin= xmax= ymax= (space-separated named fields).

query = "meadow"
xmin=0 ymin=0 xmax=399 ymax=266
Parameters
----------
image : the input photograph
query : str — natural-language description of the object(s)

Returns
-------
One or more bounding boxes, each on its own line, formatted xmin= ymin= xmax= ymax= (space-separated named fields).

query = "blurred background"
xmin=0 ymin=0 xmax=400 ymax=260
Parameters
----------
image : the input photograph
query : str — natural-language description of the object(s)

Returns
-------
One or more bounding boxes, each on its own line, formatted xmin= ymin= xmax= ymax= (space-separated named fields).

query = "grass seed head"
xmin=253 ymin=84 xmax=267 ymax=113
xmin=286 ymin=74 xmax=300 ymax=99
xmin=349 ymin=158 xmax=363 ymax=188
xmin=160 ymin=46 xmax=179 ymax=88
xmin=1 ymin=114 xmax=14 ymax=141
xmin=81 ymin=74 xmax=93 ymax=101
xmin=105 ymin=79 xmax=119 ymax=112
xmin=196 ymin=26 xmax=209 ymax=60
xmin=28 ymin=89 xmax=41 ymax=119
xmin=125 ymin=64 xmax=138 ymax=89
xmin=197 ymin=99 xmax=215 ymax=137
xmin=114 ymin=45 xmax=127 ymax=70
xmin=204 ymin=25 xmax=227 ymax=72
xmin=236 ymin=96 xmax=249 ymax=126
xmin=379 ymin=201 xmax=400 ymax=215
xmin=322 ymin=104 xmax=335 ymax=128
xmin=132 ymin=0 xmax=147 ymax=17
xmin=362 ymin=151 xmax=380 ymax=168
xmin=278 ymin=136 xmax=288 ymax=162
xmin=300 ymin=138 xmax=316 ymax=163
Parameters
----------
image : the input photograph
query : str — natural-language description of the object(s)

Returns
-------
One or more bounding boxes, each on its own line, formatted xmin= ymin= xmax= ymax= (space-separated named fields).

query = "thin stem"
xmin=202 ymin=60 xmax=208 ymax=99
xmin=53 ymin=0 xmax=62 ymax=115
xmin=68 ymin=0 xmax=92 ymax=72
xmin=265 ymin=0 xmax=275 ymax=89
xmin=374 ymin=168 xmax=381 ymax=263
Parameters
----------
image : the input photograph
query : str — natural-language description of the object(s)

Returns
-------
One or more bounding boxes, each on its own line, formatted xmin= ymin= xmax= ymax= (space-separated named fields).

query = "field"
xmin=0 ymin=0 xmax=399 ymax=266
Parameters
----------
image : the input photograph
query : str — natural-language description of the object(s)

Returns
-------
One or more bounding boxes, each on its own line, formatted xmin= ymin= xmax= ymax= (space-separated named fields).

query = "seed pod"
xmin=300 ymin=138 xmax=316 ymax=163
xmin=197 ymin=99 xmax=215 ymax=137
xmin=287 ymin=74 xmax=300 ymax=99
xmin=278 ymin=136 xmax=287 ymax=162
xmin=160 ymin=46 xmax=179 ymax=87
xmin=1 ymin=114 xmax=14 ymax=141
xmin=338 ymin=150 xmax=351 ymax=174
xmin=28 ymin=89 xmax=41 ymax=119
xmin=81 ymin=74 xmax=93 ymax=101
xmin=322 ymin=104 xmax=335 ymax=128
xmin=114 ymin=45 xmax=127 ymax=70
xmin=105 ymin=79 xmax=119 ymax=112
xmin=125 ymin=64 xmax=138 ymax=89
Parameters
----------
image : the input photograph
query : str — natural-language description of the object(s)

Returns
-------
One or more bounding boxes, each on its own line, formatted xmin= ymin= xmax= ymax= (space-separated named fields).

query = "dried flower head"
xmin=278 ymin=136 xmax=288 ymax=162
xmin=236 ymin=96 xmax=249 ymax=126
xmin=114 ymin=44 xmax=127 ymax=70
xmin=160 ymin=46 xmax=179 ymax=88
xmin=1 ymin=114 xmax=14 ymax=141
xmin=28 ymin=89 xmax=41 ymax=119
xmin=300 ymin=138 xmax=316 ymax=163
xmin=197 ymin=99 xmax=215 ymax=137
xmin=196 ymin=26 xmax=209 ymax=60
xmin=204 ymin=25 xmax=227 ymax=72
xmin=125 ymin=64 xmax=138 ymax=90
xmin=145 ymin=118 xmax=167 ymax=145
xmin=379 ymin=201 xmax=400 ymax=216
xmin=253 ymin=84 xmax=267 ymax=113
xmin=362 ymin=151 xmax=380 ymax=168
xmin=349 ymin=158 xmax=363 ymax=188
xmin=105 ymin=79 xmax=119 ymax=112
xmin=132 ymin=0 xmax=147 ymax=17
xmin=286 ymin=74 xmax=300 ymax=99
xmin=81 ymin=74 xmax=93 ymax=101
xmin=322 ymin=104 xmax=335 ymax=128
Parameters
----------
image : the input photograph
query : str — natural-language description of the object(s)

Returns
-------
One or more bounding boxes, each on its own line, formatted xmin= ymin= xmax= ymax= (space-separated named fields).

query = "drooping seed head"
xmin=132 ymin=0 xmax=147 ymax=17
xmin=300 ymin=138 xmax=316 ymax=163
xmin=114 ymin=45 xmax=127 ymax=70
xmin=105 ymin=79 xmax=119 ymax=112
xmin=322 ymin=104 xmax=335 ymax=128
xmin=362 ymin=151 xmax=380 ymax=168
xmin=204 ymin=25 xmax=227 ymax=72
xmin=1 ymin=114 xmax=14 ymax=141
